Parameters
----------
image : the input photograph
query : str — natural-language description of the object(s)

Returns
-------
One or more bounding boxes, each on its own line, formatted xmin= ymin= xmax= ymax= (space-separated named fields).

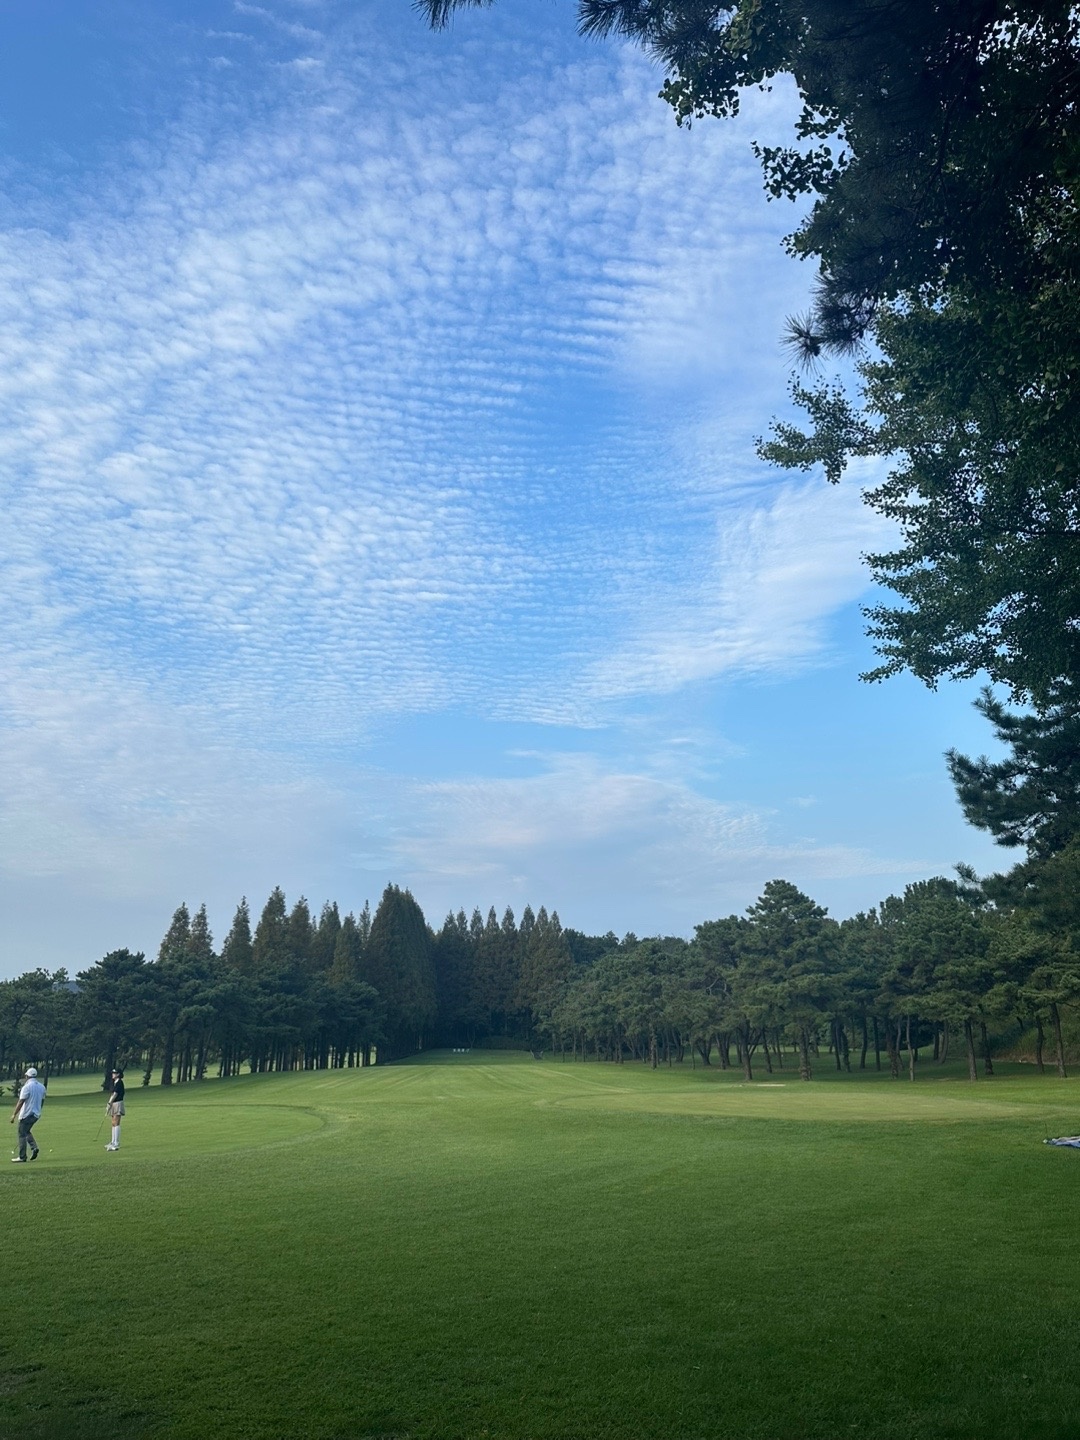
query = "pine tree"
xmin=158 ymin=904 xmax=191 ymax=961
xmin=518 ymin=906 xmax=572 ymax=1039
xmin=286 ymin=897 xmax=314 ymax=968
xmin=357 ymin=900 xmax=372 ymax=948
xmin=310 ymin=902 xmax=342 ymax=973
xmin=217 ymin=900 xmax=255 ymax=1077
xmin=947 ymin=686 xmax=1080 ymax=859
xmin=365 ymin=885 xmax=436 ymax=1060
xmin=153 ymin=905 xmax=196 ymax=1088
xmin=330 ymin=913 xmax=364 ymax=987
xmin=189 ymin=904 xmax=215 ymax=965
xmin=519 ymin=904 xmax=535 ymax=942
xmin=745 ymin=881 xmax=838 ymax=1081
xmin=252 ymin=888 xmax=290 ymax=972
xmin=221 ymin=899 xmax=254 ymax=975
xmin=432 ymin=910 xmax=480 ymax=1046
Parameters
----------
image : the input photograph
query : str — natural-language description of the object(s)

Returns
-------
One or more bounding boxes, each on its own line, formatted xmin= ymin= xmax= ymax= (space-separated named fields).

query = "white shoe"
xmin=104 ymin=1144 xmax=118 ymax=1151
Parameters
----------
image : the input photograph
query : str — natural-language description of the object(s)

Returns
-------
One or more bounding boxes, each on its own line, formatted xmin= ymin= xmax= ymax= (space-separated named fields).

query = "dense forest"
xmin=2 ymin=857 xmax=1077 ymax=1087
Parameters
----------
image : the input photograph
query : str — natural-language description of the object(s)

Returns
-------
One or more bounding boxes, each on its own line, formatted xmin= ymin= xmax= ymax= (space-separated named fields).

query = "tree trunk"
xmin=873 ymin=1015 xmax=882 ymax=1071
xmin=740 ymin=1025 xmax=753 ymax=1082
xmin=907 ymin=1013 xmax=916 ymax=1082
xmin=885 ymin=1021 xmax=900 ymax=1079
xmin=1035 ymin=1013 xmax=1046 ymax=1074
xmin=775 ymin=1030 xmax=784 ymax=1069
xmin=761 ymin=1031 xmax=773 ymax=1074
xmin=161 ymin=1030 xmax=175 ymax=1086
xmin=964 ymin=1018 xmax=978 ymax=1081
xmin=859 ymin=1016 xmax=868 ymax=1071
xmin=1051 ymin=1002 xmax=1068 ymax=1078
xmin=798 ymin=1025 xmax=812 ymax=1081
xmin=939 ymin=1020 xmax=950 ymax=1065
xmin=979 ymin=1020 xmax=994 ymax=1077
xmin=833 ymin=1018 xmax=843 ymax=1071
xmin=142 ymin=1042 xmax=156 ymax=1088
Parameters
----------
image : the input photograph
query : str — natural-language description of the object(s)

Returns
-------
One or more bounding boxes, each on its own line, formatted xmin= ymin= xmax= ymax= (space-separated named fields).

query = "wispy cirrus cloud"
xmin=581 ymin=471 xmax=895 ymax=704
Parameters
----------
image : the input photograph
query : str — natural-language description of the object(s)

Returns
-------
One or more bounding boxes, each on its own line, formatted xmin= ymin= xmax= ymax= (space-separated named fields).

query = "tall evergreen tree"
xmin=158 ymin=903 xmax=192 ymax=961
xmin=330 ymin=913 xmax=364 ymax=987
xmin=432 ymin=910 xmax=478 ymax=1046
xmin=357 ymin=900 xmax=373 ymax=948
xmin=365 ymin=885 xmax=437 ymax=1059
xmin=76 ymin=950 xmax=152 ymax=1081
xmin=189 ymin=904 xmax=215 ymax=965
xmin=310 ymin=901 xmax=342 ymax=973
xmin=286 ymin=897 xmax=314 ymax=969
xmin=518 ymin=907 xmax=572 ymax=1039
xmin=745 ymin=881 xmax=838 ymax=1081
xmin=221 ymin=899 xmax=254 ymax=975
xmin=252 ymin=888 xmax=290 ymax=972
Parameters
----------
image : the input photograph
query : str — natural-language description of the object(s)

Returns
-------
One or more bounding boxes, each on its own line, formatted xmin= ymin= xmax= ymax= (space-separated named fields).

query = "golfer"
xmin=105 ymin=1068 xmax=125 ymax=1152
xmin=9 ymin=1066 xmax=45 ymax=1162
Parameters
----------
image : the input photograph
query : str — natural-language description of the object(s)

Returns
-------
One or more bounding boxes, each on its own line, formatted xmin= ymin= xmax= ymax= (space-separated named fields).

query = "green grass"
xmin=2 ymin=1052 xmax=1080 ymax=1440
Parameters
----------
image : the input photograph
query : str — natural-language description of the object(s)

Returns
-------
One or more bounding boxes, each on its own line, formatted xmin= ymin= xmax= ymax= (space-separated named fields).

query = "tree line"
xmin=6 ymin=655 xmax=1077 ymax=1085
xmin=0 ymin=884 xmax=578 ymax=1085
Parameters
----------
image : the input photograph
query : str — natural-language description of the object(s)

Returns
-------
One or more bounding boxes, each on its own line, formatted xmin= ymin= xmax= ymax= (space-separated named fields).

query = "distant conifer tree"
xmin=252 ymin=887 xmax=289 ymax=972
xmin=221 ymin=898 xmax=254 ymax=975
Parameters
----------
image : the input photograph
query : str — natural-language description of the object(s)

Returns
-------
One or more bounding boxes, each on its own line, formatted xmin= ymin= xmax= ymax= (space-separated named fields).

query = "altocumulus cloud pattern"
xmin=0 ymin=1 xmax=922 ymax=963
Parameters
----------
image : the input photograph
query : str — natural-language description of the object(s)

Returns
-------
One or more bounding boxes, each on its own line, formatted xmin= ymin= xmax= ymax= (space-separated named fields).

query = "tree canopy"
xmin=947 ymin=684 xmax=1080 ymax=858
xmin=4 ymin=856 xmax=1080 ymax=1083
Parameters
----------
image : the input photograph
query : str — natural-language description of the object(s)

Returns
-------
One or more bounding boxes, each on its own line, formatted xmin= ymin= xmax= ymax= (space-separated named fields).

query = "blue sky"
xmin=0 ymin=0 xmax=1007 ymax=975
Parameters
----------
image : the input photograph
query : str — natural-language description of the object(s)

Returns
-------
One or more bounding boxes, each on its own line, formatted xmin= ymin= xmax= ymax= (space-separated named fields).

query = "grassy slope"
xmin=1 ymin=1054 xmax=1079 ymax=1440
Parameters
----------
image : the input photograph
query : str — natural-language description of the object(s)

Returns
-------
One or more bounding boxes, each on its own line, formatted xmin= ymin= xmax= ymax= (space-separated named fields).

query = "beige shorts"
xmin=107 ymin=1101 xmax=126 ymax=1118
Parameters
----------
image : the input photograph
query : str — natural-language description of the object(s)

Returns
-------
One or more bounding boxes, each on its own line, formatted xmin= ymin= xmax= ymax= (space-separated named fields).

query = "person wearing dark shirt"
xmin=105 ymin=1069 xmax=126 ymax=1152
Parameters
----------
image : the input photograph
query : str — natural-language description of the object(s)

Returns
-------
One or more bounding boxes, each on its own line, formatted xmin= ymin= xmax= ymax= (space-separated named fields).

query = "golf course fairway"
xmin=2 ymin=1051 xmax=1079 ymax=1440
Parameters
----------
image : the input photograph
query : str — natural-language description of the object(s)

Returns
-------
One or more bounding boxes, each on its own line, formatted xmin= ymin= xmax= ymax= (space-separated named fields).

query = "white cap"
xmin=25 ymin=1067 xmax=37 ymax=1077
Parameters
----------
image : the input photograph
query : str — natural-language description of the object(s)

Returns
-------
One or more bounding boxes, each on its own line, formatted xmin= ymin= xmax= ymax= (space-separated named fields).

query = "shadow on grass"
xmin=0 ymin=1401 xmax=151 ymax=1440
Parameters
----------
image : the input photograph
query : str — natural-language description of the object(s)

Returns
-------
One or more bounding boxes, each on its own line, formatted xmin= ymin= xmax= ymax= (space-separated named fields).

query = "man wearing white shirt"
xmin=9 ymin=1067 xmax=45 ymax=1162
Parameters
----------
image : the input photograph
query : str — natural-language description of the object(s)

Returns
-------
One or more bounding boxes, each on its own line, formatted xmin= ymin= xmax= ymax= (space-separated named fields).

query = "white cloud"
xmin=0 ymin=36 xmax=838 ymax=752
xmin=0 ymin=13 xmax=914 ymax=970
xmin=390 ymin=752 xmax=926 ymax=934
xmin=582 ymin=470 xmax=895 ymax=702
